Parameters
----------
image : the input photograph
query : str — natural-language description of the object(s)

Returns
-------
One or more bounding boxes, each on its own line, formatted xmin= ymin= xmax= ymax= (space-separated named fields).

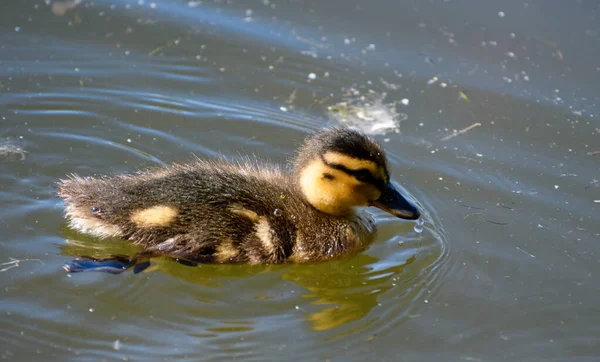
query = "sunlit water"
xmin=1 ymin=0 xmax=599 ymax=361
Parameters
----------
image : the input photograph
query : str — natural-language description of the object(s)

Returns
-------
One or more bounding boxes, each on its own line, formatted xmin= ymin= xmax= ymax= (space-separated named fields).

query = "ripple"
xmin=2 ymin=77 xmax=451 ymax=359
xmin=4 ymin=0 xmax=598 ymax=360
xmin=51 ymin=188 xmax=449 ymax=361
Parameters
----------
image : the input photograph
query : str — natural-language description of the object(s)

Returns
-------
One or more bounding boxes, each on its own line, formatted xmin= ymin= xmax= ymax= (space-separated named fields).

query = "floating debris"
xmin=441 ymin=122 xmax=482 ymax=141
xmin=148 ymin=38 xmax=182 ymax=56
xmin=516 ymin=246 xmax=536 ymax=258
xmin=0 ymin=143 xmax=26 ymax=163
xmin=51 ymin=0 xmax=81 ymax=16
xmin=427 ymin=76 xmax=439 ymax=85
xmin=486 ymin=219 xmax=509 ymax=226
xmin=327 ymin=91 xmax=406 ymax=135
xmin=379 ymin=78 xmax=400 ymax=90
xmin=458 ymin=91 xmax=470 ymax=102
xmin=534 ymin=36 xmax=564 ymax=61
xmin=1 ymin=258 xmax=43 ymax=272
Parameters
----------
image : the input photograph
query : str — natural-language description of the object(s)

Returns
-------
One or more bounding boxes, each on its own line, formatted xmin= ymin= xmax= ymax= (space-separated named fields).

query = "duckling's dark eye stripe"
xmin=320 ymin=155 xmax=385 ymax=189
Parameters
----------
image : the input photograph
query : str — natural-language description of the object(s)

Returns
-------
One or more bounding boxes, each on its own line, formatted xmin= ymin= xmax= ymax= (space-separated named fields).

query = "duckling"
xmin=58 ymin=127 xmax=420 ymax=272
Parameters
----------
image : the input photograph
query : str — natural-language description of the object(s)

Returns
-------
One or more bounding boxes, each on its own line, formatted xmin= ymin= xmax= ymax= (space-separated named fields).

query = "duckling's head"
xmin=294 ymin=127 xmax=421 ymax=220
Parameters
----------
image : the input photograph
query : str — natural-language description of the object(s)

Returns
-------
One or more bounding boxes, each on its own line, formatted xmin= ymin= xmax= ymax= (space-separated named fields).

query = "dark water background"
xmin=1 ymin=0 xmax=599 ymax=361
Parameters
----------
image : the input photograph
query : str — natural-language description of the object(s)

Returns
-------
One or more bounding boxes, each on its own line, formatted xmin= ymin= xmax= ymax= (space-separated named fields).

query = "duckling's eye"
xmin=353 ymin=170 xmax=373 ymax=183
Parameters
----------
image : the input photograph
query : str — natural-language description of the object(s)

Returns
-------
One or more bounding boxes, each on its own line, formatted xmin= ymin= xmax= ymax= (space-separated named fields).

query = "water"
xmin=1 ymin=0 xmax=599 ymax=361
xmin=413 ymin=218 xmax=424 ymax=234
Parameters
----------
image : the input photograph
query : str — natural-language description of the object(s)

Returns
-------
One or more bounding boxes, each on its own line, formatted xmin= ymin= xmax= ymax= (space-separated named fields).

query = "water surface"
xmin=1 ymin=0 xmax=599 ymax=361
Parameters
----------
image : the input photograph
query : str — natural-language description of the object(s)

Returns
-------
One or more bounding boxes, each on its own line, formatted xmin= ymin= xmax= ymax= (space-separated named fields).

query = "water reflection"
xmin=59 ymin=217 xmax=443 ymax=335
xmin=282 ymin=253 xmax=415 ymax=331
xmin=6 ymin=0 xmax=597 ymax=358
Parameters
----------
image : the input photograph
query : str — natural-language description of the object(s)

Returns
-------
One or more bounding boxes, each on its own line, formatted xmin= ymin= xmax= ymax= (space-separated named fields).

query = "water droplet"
xmin=414 ymin=217 xmax=424 ymax=233
xmin=273 ymin=208 xmax=282 ymax=216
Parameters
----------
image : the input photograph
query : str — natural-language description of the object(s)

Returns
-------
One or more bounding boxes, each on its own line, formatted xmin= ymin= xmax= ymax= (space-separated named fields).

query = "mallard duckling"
xmin=58 ymin=127 xmax=420 ymax=272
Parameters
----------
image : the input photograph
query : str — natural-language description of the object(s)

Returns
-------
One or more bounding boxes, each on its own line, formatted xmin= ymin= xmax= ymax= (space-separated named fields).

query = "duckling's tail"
xmin=57 ymin=175 xmax=124 ymax=239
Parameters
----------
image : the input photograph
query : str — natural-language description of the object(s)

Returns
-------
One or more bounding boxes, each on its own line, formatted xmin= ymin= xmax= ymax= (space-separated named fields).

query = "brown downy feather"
xmin=58 ymin=158 xmax=375 ymax=264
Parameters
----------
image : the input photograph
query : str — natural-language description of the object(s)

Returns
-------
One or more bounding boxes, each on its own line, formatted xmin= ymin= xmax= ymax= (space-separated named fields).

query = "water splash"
xmin=413 ymin=217 xmax=424 ymax=233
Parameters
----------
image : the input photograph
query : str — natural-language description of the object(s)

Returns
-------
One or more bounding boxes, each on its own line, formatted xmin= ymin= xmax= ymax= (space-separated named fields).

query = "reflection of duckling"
xmin=58 ymin=127 xmax=420 ymax=271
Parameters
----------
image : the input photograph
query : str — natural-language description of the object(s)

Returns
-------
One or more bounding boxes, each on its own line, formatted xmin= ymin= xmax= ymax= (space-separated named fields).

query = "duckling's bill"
xmin=369 ymin=182 xmax=421 ymax=220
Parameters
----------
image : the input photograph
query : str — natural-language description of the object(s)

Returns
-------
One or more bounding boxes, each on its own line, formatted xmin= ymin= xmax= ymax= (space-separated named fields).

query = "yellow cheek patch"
xmin=322 ymin=151 xmax=378 ymax=175
xmin=131 ymin=205 xmax=178 ymax=228
xmin=299 ymin=159 xmax=366 ymax=216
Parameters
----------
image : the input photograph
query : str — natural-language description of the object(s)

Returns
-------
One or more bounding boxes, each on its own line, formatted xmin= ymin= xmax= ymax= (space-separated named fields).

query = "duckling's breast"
xmin=348 ymin=212 xmax=376 ymax=248
xmin=288 ymin=211 xmax=376 ymax=263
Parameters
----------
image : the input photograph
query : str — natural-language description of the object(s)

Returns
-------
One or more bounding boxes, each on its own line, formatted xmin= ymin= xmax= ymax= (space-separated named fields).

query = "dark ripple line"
xmin=70 ymin=86 xmax=325 ymax=131
xmin=2 ymin=87 xmax=323 ymax=135
xmin=38 ymin=130 xmax=168 ymax=166
xmin=0 ymin=58 xmax=212 ymax=87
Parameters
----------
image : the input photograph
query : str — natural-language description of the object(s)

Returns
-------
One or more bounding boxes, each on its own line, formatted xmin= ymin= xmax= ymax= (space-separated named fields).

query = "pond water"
xmin=1 ymin=0 xmax=599 ymax=361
